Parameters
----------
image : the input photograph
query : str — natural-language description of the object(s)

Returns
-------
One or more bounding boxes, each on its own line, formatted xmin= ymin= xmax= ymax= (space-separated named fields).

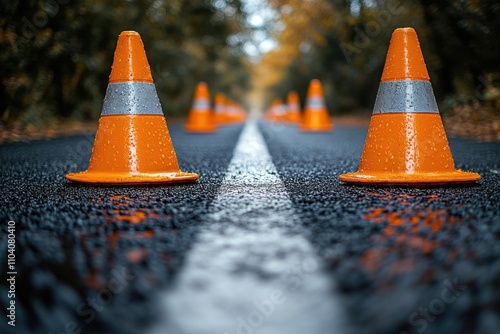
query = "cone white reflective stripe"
xmin=275 ymin=104 xmax=285 ymax=112
xmin=192 ymin=98 xmax=210 ymax=110
xmin=215 ymin=104 xmax=225 ymax=114
xmin=373 ymin=80 xmax=439 ymax=114
xmin=227 ymin=105 xmax=237 ymax=115
xmin=306 ymin=96 xmax=324 ymax=110
xmin=101 ymin=82 xmax=163 ymax=115
xmin=288 ymin=102 xmax=300 ymax=111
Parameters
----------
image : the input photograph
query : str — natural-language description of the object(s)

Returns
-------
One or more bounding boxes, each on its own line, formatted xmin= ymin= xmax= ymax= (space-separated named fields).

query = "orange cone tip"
xmin=339 ymin=28 xmax=480 ymax=186
xmin=65 ymin=31 xmax=198 ymax=185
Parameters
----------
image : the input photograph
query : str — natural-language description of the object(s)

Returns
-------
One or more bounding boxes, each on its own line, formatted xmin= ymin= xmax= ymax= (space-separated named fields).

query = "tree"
xmin=0 ymin=0 xmax=250 ymax=129
xmin=255 ymin=0 xmax=500 ymax=114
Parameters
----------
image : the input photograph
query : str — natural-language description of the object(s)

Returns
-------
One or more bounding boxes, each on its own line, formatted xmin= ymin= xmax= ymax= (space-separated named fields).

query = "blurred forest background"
xmin=1 ymin=0 xmax=250 ymax=132
xmin=1 ymin=0 xmax=499 ymax=140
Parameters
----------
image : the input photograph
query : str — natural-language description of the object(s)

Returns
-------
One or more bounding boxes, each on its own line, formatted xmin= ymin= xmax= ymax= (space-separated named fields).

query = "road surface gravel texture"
xmin=0 ymin=120 xmax=499 ymax=334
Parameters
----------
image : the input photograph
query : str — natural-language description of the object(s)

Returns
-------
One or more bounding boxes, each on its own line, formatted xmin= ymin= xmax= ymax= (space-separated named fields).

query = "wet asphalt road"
xmin=1 ymin=119 xmax=499 ymax=334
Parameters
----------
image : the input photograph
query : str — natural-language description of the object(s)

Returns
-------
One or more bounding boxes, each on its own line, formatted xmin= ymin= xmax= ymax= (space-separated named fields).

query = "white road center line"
xmin=148 ymin=120 xmax=346 ymax=334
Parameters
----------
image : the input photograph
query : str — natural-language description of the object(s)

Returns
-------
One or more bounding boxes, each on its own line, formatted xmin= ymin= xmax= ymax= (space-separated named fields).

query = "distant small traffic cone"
xmin=300 ymin=80 xmax=333 ymax=131
xmin=185 ymin=82 xmax=217 ymax=133
xmin=286 ymin=91 xmax=301 ymax=123
xmin=214 ymin=93 xmax=228 ymax=124
xmin=66 ymin=31 xmax=198 ymax=185
xmin=339 ymin=28 xmax=481 ymax=185
xmin=265 ymin=99 xmax=286 ymax=122
xmin=227 ymin=100 xmax=246 ymax=123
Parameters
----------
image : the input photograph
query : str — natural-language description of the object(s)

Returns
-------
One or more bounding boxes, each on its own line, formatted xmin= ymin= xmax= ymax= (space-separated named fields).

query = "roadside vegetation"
xmin=1 ymin=0 xmax=499 ymax=141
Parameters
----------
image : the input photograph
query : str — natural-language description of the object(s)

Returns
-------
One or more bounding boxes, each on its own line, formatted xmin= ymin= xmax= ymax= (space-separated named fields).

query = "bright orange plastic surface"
xmin=200 ymin=82 xmax=210 ymax=98
xmin=109 ymin=31 xmax=153 ymax=83
xmin=308 ymin=79 xmax=323 ymax=96
xmin=300 ymin=79 xmax=333 ymax=132
xmin=300 ymin=110 xmax=332 ymax=131
xmin=185 ymin=82 xmax=217 ymax=133
xmin=381 ymin=28 xmax=430 ymax=82
xmin=185 ymin=113 xmax=217 ymax=132
xmin=66 ymin=115 xmax=198 ymax=185
xmin=339 ymin=113 xmax=481 ymax=185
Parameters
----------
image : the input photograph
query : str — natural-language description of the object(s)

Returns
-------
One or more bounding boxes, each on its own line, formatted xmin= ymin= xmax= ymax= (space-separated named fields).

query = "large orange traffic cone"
xmin=66 ymin=31 xmax=198 ymax=185
xmin=300 ymin=79 xmax=333 ymax=131
xmin=339 ymin=28 xmax=481 ymax=185
xmin=286 ymin=91 xmax=301 ymax=123
xmin=185 ymin=82 xmax=217 ymax=133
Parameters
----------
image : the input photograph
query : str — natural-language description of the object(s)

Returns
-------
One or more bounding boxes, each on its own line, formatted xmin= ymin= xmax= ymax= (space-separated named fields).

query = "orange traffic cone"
xmin=286 ymin=91 xmax=301 ymax=123
xmin=339 ymin=28 xmax=481 ymax=185
xmin=300 ymin=79 xmax=333 ymax=131
xmin=265 ymin=98 xmax=287 ymax=122
xmin=185 ymin=82 xmax=217 ymax=133
xmin=214 ymin=93 xmax=228 ymax=124
xmin=66 ymin=31 xmax=198 ymax=185
xmin=264 ymin=100 xmax=277 ymax=121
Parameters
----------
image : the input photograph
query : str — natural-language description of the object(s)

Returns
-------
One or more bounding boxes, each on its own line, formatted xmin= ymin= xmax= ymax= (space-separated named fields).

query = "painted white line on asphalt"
xmin=148 ymin=120 xmax=347 ymax=334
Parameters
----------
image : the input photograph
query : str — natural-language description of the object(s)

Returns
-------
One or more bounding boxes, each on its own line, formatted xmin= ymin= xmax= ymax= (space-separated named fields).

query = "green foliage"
xmin=0 ymin=0 xmax=250 ymax=129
